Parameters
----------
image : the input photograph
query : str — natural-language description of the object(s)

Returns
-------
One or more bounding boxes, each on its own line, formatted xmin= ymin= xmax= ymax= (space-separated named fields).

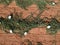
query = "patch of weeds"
xmin=46 ymin=18 xmax=60 ymax=35
xmin=34 ymin=0 xmax=47 ymax=10
xmin=0 ymin=0 xmax=12 ymax=5
xmin=45 ymin=0 xmax=56 ymax=6
xmin=16 ymin=0 xmax=33 ymax=10
xmin=16 ymin=0 xmax=47 ymax=10
xmin=0 ymin=12 xmax=60 ymax=36
xmin=0 ymin=13 xmax=47 ymax=36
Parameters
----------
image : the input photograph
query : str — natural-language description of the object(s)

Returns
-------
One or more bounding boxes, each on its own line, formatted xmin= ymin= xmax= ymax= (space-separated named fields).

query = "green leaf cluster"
xmin=0 ymin=0 xmax=12 ymax=5
xmin=47 ymin=18 xmax=60 ymax=35
xmin=0 ymin=13 xmax=46 ymax=36
xmin=16 ymin=0 xmax=33 ymax=9
xmin=0 ymin=13 xmax=60 ymax=35
xmin=16 ymin=0 xmax=47 ymax=10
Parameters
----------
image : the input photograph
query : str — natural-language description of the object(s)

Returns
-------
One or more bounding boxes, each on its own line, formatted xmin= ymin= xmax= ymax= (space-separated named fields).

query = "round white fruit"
xmin=8 ymin=15 xmax=11 ymax=19
xmin=24 ymin=32 xmax=27 ymax=36
xmin=47 ymin=25 xmax=51 ymax=29
xmin=52 ymin=2 xmax=55 ymax=5
xmin=9 ymin=30 xmax=13 ymax=33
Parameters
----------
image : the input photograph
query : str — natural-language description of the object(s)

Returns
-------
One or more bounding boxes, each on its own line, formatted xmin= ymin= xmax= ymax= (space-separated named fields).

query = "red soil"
xmin=0 ymin=34 xmax=22 ymax=45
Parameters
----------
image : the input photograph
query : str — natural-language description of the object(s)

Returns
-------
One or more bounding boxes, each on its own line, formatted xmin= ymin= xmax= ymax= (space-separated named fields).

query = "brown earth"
xmin=0 ymin=27 xmax=60 ymax=45
xmin=0 ymin=0 xmax=60 ymax=45
xmin=0 ymin=34 xmax=22 ymax=45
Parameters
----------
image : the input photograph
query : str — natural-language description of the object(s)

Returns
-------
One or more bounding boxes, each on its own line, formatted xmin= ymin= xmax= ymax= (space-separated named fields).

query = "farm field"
xmin=0 ymin=0 xmax=60 ymax=45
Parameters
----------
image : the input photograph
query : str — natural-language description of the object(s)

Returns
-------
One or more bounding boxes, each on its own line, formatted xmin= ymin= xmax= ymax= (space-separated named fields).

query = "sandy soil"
xmin=0 ymin=0 xmax=60 ymax=45
xmin=0 ymin=34 xmax=22 ymax=45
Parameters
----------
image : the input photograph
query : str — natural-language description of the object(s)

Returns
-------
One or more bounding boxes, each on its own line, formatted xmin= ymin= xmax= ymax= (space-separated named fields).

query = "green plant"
xmin=35 ymin=0 xmax=47 ymax=10
xmin=0 ymin=0 xmax=12 ymax=5
xmin=0 ymin=13 xmax=45 ymax=35
xmin=16 ymin=0 xmax=33 ymax=9
xmin=0 ymin=13 xmax=60 ymax=36
xmin=45 ymin=0 xmax=56 ymax=6
xmin=16 ymin=0 xmax=47 ymax=10
xmin=46 ymin=18 xmax=60 ymax=35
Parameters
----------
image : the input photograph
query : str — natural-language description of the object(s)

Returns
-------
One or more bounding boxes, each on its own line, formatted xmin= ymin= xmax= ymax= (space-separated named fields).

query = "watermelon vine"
xmin=0 ymin=0 xmax=55 ymax=10
xmin=15 ymin=0 xmax=47 ymax=10
xmin=0 ymin=13 xmax=60 ymax=36
xmin=0 ymin=0 xmax=12 ymax=5
xmin=0 ymin=0 xmax=60 ymax=36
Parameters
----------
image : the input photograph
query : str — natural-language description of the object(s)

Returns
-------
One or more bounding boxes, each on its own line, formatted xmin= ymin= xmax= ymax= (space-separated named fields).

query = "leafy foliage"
xmin=15 ymin=0 xmax=33 ymax=9
xmin=0 ymin=13 xmax=46 ymax=35
xmin=45 ymin=0 xmax=56 ymax=6
xmin=0 ymin=13 xmax=60 ymax=36
xmin=0 ymin=0 xmax=12 ymax=5
xmin=16 ymin=0 xmax=47 ymax=10
xmin=34 ymin=0 xmax=47 ymax=10
xmin=46 ymin=18 xmax=60 ymax=35
xmin=0 ymin=0 xmax=47 ymax=10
